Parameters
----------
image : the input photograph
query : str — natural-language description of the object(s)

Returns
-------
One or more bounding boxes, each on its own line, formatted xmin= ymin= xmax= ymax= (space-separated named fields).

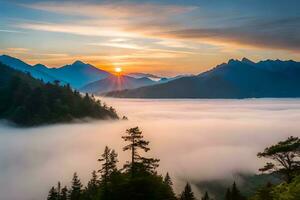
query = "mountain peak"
xmin=34 ymin=63 xmax=48 ymax=68
xmin=72 ymin=60 xmax=86 ymax=65
xmin=228 ymin=59 xmax=239 ymax=64
xmin=241 ymin=57 xmax=255 ymax=64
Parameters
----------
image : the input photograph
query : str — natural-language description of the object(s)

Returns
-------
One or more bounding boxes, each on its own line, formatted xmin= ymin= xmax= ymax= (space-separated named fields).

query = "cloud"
xmin=25 ymin=1 xmax=196 ymax=19
xmin=0 ymin=29 xmax=24 ymax=33
xmin=1 ymin=98 xmax=300 ymax=199
xmin=160 ymin=17 xmax=300 ymax=52
xmin=18 ymin=22 xmax=138 ymax=37
xmin=17 ymin=1 xmax=300 ymax=53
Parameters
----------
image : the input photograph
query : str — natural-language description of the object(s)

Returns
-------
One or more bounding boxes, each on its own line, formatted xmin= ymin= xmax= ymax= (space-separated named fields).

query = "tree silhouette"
xmin=180 ymin=183 xmax=196 ymax=200
xmin=201 ymin=191 xmax=210 ymax=200
xmin=47 ymin=186 xmax=58 ymax=200
xmin=257 ymin=136 xmax=300 ymax=182
xmin=224 ymin=182 xmax=245 ymax=200
xmin=84 ymin=170 xmax=99 ymax=200
xmin=225 ymin=188 xmax=231 ymax=200
xmin=164 ymin=172 xmax=173 ymax=187
xmin=122 ymin=126 xmax=159 ymax=176
xmin=60 ymin=186 xmax=68 ymax=200
xmin=98 ymin=146 xmax=118 ymax=183
xmin=68 ymin=172 xmax=82 ymax=200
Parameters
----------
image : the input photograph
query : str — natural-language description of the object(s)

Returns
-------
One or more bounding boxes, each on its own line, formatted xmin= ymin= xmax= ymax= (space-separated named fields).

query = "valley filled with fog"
xmin=1 ymin=98 xmax=300 ymax=200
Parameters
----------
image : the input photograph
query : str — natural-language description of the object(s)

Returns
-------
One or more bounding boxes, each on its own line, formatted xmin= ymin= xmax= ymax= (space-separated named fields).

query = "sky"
xmin=0 ymin=0 xmax=300 ymax=76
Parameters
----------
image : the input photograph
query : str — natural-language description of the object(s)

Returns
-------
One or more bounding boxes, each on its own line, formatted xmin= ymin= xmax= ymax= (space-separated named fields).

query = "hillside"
xmin=0 ymin=62 xmax=119 ymax=126
xmin=105 ymin=58 xmax=300 ymax=98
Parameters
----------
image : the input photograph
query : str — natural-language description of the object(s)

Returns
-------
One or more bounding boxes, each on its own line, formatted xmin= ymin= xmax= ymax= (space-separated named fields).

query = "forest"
xmin=0 ymin=62 xmax=119 ymax=126
xmin=46 ymin=127 xmax=300 ymax=200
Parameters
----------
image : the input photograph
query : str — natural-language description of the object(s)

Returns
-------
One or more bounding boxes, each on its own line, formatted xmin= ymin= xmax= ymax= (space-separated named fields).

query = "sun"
xmin=115 ymin=67 xmax=122 ymax=73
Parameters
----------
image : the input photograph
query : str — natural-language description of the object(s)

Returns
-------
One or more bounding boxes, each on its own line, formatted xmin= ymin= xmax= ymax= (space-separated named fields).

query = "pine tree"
xmin=164 ymin=172 xmax=173 ymax=187
xmin=180 ymin=183 xmax=196 ymax=200
xmin=98 ymin=146 xmax=118 ymax=183
xmin=47 ymin=186 xmax=58 ymax=200
xmin=225 ymin=182 xmax=245 ymax=200
xmin=85 ymin=171 xmax=99 ymax=200
xmin=60 ymin=186 xmax=68 ymax=200
xmin=164 ymin=172 xmax=176 ymax=199
xmin=231 ymin=182 xmax=245 ymax=200
xmin=202 ymin=191 xmax=210 ymax=200
xmin=225 ymin=188 xmax=231 ymax=200
xmin=68 ymin=172 xmax=82 ymax=200
xmin=122 ymin=126 xmax=159 ymax=176
xmin=98 ymin=146 xmax=118 ymax=199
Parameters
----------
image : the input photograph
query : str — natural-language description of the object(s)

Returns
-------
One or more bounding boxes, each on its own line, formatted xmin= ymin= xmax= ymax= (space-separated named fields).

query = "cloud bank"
xmin=1 ymin=98 xmax=300 ymax=200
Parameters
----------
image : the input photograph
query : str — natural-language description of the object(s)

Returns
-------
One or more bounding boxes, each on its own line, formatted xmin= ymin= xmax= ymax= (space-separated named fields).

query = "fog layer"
xmin=1 ymin=98 xmax=300 ymax=200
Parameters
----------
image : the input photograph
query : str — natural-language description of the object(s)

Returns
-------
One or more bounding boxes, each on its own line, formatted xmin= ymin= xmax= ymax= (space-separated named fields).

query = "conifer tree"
xmin=164 ymin=172 xmax=173 ymax=187
xmin=122 ymin=126 xmax=159 ymax=175
xmin=98 ymin=146 xmax=118 ymax=183
xmin=85 ymin=171 xmax=99 ymax=200
xmin=231 ymin=182 xmax=245 ymax=200
xmin=164 ymin=172 xmax=176 ymax=199
xmin=225 ymin=182 xmax=245 ymax=200
xmin=60 ymin=186 xmax=68 ymax=200
xmin=225 ymin=188 xmax=231 ymax=200
xmin=202 ymin=191 xmax=210 ymax=200
xmin=47 ymin=186 xmax=58 ymax=200
xmin=68 ymin=172 xmax=82 ymax=200
xmin=180 ymin=183 xmax=196 ymax=200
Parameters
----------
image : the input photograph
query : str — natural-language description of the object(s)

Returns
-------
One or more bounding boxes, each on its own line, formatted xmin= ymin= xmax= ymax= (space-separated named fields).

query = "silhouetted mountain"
xmin=0 ymin=62 xmax=118 ymax=126
xmin=34 ymin=60 xmax=111 ymax=88
xmin=81 ymin=75 xmax=156 ymax=94
xmin=106 ymin=58 xmax=300 ymax=98
xmin=0 ymin=55 xmax=58 ymax=83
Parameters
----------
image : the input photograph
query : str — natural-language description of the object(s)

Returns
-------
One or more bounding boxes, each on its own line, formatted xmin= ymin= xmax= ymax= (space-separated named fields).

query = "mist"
xmin=1 ymin=98 xmax=300 ymax=200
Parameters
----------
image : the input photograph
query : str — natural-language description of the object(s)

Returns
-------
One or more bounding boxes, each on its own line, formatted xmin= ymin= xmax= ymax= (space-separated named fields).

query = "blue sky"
xmin=0 ymin=0 xmax=299 ymax=75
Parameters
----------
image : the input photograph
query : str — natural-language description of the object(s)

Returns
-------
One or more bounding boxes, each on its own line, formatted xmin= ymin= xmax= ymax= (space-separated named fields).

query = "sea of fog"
xmin=1 ymin=98 xmax=300 ymax=200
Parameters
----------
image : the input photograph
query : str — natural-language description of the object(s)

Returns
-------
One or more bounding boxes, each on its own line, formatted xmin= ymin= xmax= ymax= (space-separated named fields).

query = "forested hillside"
xmin=0 ymin=62 xmax=119 ymax=126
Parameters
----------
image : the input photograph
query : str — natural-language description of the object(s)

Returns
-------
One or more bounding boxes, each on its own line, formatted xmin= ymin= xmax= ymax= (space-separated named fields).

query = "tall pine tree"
xmin=68 ymin=172 xmax=82 ymax=200
xmin=122 ymin=126 xmax=159 ymax=176
xmin=180 ymin=183 xmax=196 ymax=200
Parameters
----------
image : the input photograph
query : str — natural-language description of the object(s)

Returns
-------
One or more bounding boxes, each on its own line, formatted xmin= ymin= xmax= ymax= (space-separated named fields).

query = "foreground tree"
xmin=180 ymin=183 xmax=196 ymax=200
xmin=47 ymin=186 xmax=58 ymax=200
xmin=201 ymin=191 xmax=211 ymax=200
xmin=98 ymin=146 xmax=118 ymax=183
xmin=68 ymin=173 xmax=82 ymax=200
xmin=98 ymin=146 xmax=118 ymax=199
xmin=60 ymin=186 xmax=68 ymax=200
xmin=224 ymin=182 xmax=246 ymax=200
xmin=122 ymin=126 xmax=159 ymax=176
xmin=83 ymin=170 xmax=99 ymax=200
xmin=257 ymin=136 xmax=300 ymax=183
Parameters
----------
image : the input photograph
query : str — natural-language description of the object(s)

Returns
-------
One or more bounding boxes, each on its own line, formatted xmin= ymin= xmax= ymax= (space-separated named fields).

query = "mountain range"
xmin=1 ymin=55 xmax=300 ymax=99
xmin=106 ymin=58 xmax=300 ymax=98
xmin=0 ymin=55 xmax=167 ymax=91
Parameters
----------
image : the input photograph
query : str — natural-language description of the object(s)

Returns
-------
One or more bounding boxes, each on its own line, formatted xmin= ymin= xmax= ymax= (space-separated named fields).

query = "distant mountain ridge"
xmin=106 ymin=58 xmax=300 ymax=98
xmin=81 ymin=75 xmax=156 ymax=94
xmin=0 ymin=55 xmax=111 ymax=88
xmin=0 ymin=55 xmax=167 ymax=91
xmin=34 ymin=60 xmax=111 ymax=88
xmin=0 ymin=55 xmax=58 ymax=83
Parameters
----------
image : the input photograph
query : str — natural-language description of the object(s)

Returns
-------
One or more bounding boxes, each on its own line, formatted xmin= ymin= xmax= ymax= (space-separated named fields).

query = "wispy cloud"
xmin=0 ymin=29 xmax=24 ymax=33
xmin=25 ymin=2 xmax=196 ymax=19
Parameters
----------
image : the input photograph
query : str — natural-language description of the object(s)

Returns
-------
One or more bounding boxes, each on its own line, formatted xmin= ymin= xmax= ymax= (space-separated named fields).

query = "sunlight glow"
xmin=115 ymin=67 xmax=122 ymax=73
